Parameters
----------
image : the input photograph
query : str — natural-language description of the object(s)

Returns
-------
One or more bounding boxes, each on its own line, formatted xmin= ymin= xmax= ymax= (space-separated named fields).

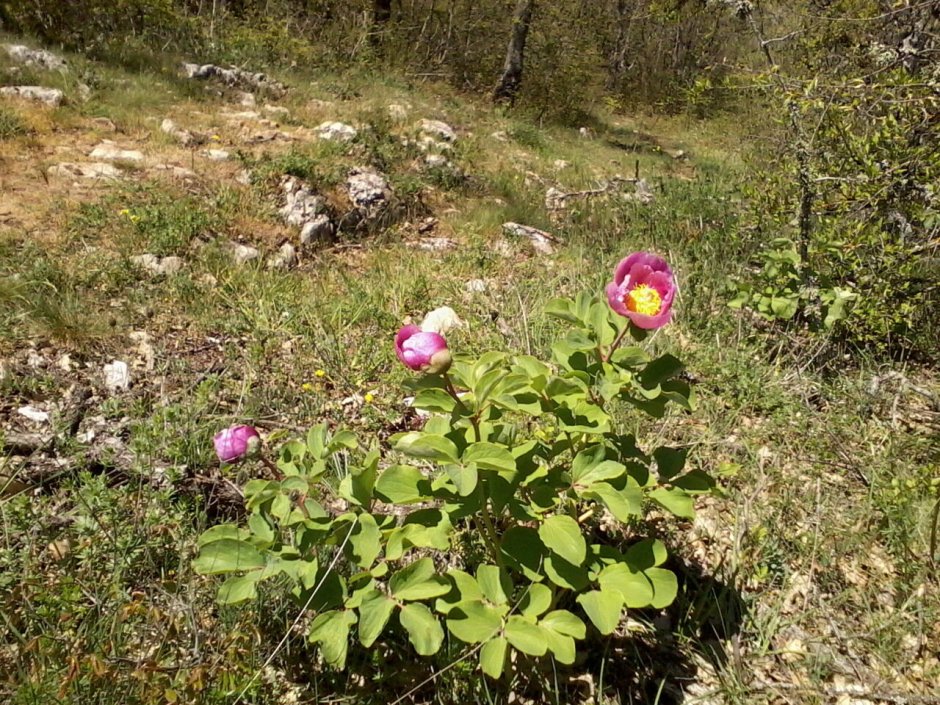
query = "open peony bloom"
xmin=605 ymin=252 xmax=676 ymax=329
xmin=214 ymin=424 xmax=261 ymax=463
xmin=395 ymin=324 xmax=452 ymax=374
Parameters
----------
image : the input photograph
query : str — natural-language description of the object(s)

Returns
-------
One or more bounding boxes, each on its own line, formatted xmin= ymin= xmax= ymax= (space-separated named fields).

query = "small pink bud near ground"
xmin=214 ymin=424 xmax=261 ymax=463
xmin=605 ymin=251 xmax=676 ymax=329
xmin=395 ymin=324 xmax=452 ymax=375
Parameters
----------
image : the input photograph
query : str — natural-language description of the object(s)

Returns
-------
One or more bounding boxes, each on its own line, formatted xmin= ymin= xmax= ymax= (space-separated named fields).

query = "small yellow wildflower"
xmin=130 ymin=215 xmax=141 ymax=223
xmin=314 ymin=369 xmax=326 ymax=378
xmin=364 ymin=392 xmax=375 ymax=404
xmin=211 ymin=134 xmax=221 ymax=141
xmin=302 ymin=382 xmax=314 ymax=392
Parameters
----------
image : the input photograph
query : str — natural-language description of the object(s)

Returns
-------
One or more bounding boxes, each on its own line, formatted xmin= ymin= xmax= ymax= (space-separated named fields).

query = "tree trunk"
xmin=371 ymin=0 xmax=393 ymax=46
xmin=493 ymin=0 xmax=536 ymax=106
xmin=608 ymin=0 xmax=632 ymax=89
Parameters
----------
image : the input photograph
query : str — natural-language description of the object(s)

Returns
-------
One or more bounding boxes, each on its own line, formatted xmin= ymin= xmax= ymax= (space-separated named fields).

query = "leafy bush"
xmin=735 ymin=69 xmax=940 ymax=361
xmin=194 ymin=258 xmax=708 ymax=679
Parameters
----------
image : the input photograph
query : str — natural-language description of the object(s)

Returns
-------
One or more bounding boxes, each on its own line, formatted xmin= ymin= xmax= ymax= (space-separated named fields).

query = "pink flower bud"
xmin=395 ymin=324 xmax=452 ymax=375
xmin=213 ymin=424 xmax=261 ymax=463
xmin=605 ymin=252 xmax=676 ymax=329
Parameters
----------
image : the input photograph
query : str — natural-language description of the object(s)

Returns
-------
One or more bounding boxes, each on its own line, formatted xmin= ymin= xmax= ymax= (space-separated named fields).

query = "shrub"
xmin=194 ymin=253 xmax=709 ymax=679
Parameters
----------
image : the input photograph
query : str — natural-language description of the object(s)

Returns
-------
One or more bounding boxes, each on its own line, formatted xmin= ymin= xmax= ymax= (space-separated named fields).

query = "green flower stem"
xmin=260 ymin=454 xmax=284 ymax=480
xmin=442 ymin=372 xmax=481 ymax=442
xmin=478 ymin=491 xmax=504 ymax=568
xmin=603 ymin=324 xmax=631 ymax=363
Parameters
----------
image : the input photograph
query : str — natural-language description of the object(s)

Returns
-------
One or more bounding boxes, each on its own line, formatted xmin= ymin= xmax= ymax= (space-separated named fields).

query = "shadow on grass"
xmin=262 ymin=555 xmax=746 ymax=705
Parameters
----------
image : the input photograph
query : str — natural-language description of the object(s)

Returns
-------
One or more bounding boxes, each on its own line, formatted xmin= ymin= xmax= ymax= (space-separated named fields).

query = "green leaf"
xmin=374 ymin=465 xmax=431 ymax=504
xmin=597 ymin=563 xmax=655 ymax=608
xmin=347 ymin=513 xmax=381 ymax=568
xmin=653 ymin=446 xmax=687 ymax=480
xmin=476 ymin=565 xmax=512 ymax=606
xmin=389 ymin=558 xmax=451 ymax=601
xmin=519 ymin=583 xmax=552 ymax=617
xmin=499 ymin=527 xmax=546 ymax=582
xmin=306 ymin=425 xmax=327 ymax=458
xmin=399 ymin=603 xmax=444 ymax=656
xmin=648 ymin=487 xmax=695 ymax=519
xmin=247 ymin=514 xmax=275 ymax=546
xmin=192 ymin=539 xmax=265 ymax=575
xmin=542 ymin=630 xmax=576 ymax=664
xmin=545 ymin=297 xmax=579 ymax=323
xmin=770 ymin=296 xmax=798 ymax=319
xmin=446 ymin=569 xmax=483 ymax=602
xmin=609 ymin=346 xmax=650 ymax=367
xmin=638 ymin=354 xmax=684 ymax=388
xmin=197 ymin=524 xmax=249 ymax=546
xmin=573 ymin=460 xmax=626 ymax=488
xmin=446 ymin=463 xmax=478 ymax=497
xmin=357 ymin=590 xmax=396 ymax=647
xmin=671 ymin=469 xmax=715 ymax=492
xmin=307 ymin=610 xmax=356 ymax=668
xmin=462 ymin=443 xmax=516 ymax=473
xmin=393 ymin=432 xmax=459 ymax=464
xmin=645 ymin=567 xmax=678 ymax=609
xmin=504 ymin=616 xmax=547 ymax=656
xmin=480 ymin=637 xmax=508 ymax=678
xmin=576 ymin=590 xmax=623 ymax=635
xmin=539 ymin=515 xmax=587 ymax=565
xmin=543 ymin=554 xmax=590 ymax=590
xmin=447 ymin=600 xmax=504 ymax=643
xmin=413 ymin=388 xmax=457 ymax=413
xmin=582 ymin=482 xmax=643 ymax=521
xmin=540 ymin=610 xmax=586 ymax=639
xmin=217 ymin=571 xmax=262 ymax=604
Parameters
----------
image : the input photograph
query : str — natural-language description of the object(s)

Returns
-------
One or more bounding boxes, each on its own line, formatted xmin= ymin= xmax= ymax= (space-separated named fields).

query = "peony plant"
xmin=194 ymin=252 xmax=706 ymax=678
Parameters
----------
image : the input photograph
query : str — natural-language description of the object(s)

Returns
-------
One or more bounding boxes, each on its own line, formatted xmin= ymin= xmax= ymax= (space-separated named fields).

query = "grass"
xmin=0 ymin=32 xmax=937 ymax=705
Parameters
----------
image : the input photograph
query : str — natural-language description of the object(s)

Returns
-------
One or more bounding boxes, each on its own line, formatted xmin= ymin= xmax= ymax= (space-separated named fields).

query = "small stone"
xmin=91 ymin=117 xmax=117 ymax=131
xmin=17 ymin=406 xmax=50 ymax=423
xmin=300 ymin=215 xmax=333 ymax=246
xmin=56 ymin=354 xmax=73 ymax=372
xmin=235 ymin=170 xmax=252 ymax=186
xmin=238 ymin=91 xmax=257 ymax=107
xmin=160 ymin=118 xmax=200 ymax=146
xmin=89 ymin=141 xmax=144 ymax=162
xmin=553 ymin=159 xmax=571 ymax=170
xmin=409 ymin=237 xmax=456 ymax=252
xmin=387 ymin=103 xmax=409 ymax=121
xmin=182 ymin=62 xmax=286 ymax=96
xmin=130 ymin=254 xmax=183 ymax=276
xmin=77 ymin=83 xmax=92 ymax=102
xmin=129 ymin=331 xmax=155 ymax=371
xmin=267 ymin=243 xmax=298 ymax=270
xmin=230 ymin=243 xmax=260 ymax=265
xmin=465 ymin=279 xmax=487 ymax=294
xmin=3 ymin=45 xmax=67 ymax=71
xmin=346 ymin=167 xmax=391 ymax=214
xmin=418 ymin=119 xmax=457 ymax=143
xmin=491 ymin=130 xmax=508 ymax=142
xmin=203 ymin=149 xmax=230 ymax=161
xmin=0 ymin=86 xmax=64 ymax=107
xmin=424 ymin=154 xmax=450 ymax=169
xmin=262 ymin=105 xmax=290 ymax=117
xmin=317 ymin=121 xmax=357 ymax=142
xmin=47 ymin=538 xmax=72 ymax=561
xmin=578 ymin=127 xmax=594 ymax=139
xmin=48 ymin=162 xmax=121 ymax=180
xmin=103 ymin=360 xmax=131 ymax=391
xmin=502 ymin=222 xmax=557 ymax=255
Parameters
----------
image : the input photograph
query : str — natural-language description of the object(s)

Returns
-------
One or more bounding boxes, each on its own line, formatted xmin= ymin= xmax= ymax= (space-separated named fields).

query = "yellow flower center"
xmin=626 ymin=284 xmax=662 ymax=316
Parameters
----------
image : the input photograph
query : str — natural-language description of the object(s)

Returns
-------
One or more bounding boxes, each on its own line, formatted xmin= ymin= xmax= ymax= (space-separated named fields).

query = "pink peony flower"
xmin=214 ymin=424 xmax=261 ymax=463
xmin=605 ymin=252 xmax=676 ymax=329
xmin=395 ymin=324 xmax=452 ymax=374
